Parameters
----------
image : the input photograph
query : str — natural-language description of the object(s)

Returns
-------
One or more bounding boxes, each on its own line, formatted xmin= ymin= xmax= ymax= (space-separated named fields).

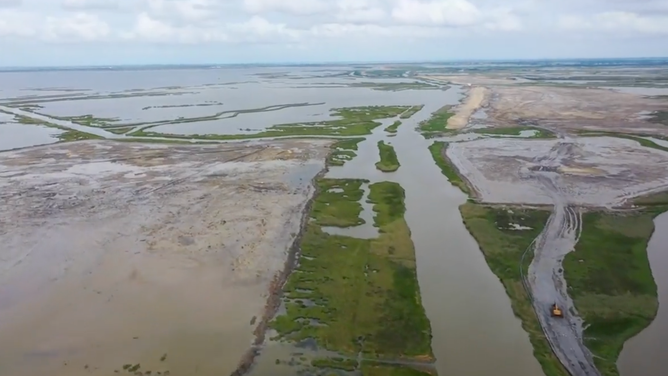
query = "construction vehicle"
xmin=551 ymin=303 xmax=564 ymax=318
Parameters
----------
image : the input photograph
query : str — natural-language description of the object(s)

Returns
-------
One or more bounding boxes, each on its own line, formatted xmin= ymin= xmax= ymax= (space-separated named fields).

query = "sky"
xmin=0 ymin=0 xmax=667 ymax=66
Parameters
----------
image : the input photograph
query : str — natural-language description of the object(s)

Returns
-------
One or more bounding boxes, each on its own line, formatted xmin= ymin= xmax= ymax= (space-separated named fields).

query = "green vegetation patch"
xmin=400 ymin=105 xmax=425 ymax=119
xmin=271 ymin=180 xmax=433 ymax=363
xmin=311 ymin=178 xmax=368 ymax=227
xmin=311 ymin=357 xmax=358 ymax=371
xmin=131 ymin=105 xmax=412 ymax=140
xmin=350 ymin=82 xmax=438 ymax=91
xmin=52 ymin=114 xmax=119 ymax=128
xmin=328 ymin=138 xmax=365 ymax=167
xmin=385 ymin=121 xmax=402 ymax=133
xmin=361 ymin=362 xmax=436 ymax=376
xmin=472 ymin=126 xmax=555 ymax=138
xmin=428 ymin=141 xmax=469 ymax=195
xmin=418 ymin=105 xmax=454 ymax=136
xmin=375 ymin=141 xmax=400 ymax=172
xmin=563 ymin=210 xmax=661 ymax=376
xmin=16 ymin=115 xmax=103 ymax=142
xmin=459 ymin=203 xmax=567 ymax=376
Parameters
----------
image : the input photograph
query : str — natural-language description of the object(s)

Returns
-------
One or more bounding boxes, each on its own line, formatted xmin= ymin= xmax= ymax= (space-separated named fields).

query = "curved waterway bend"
xmin=618 ymin=211 xmax=668 ymax=376
xmin=325 ymin=89 xmax=543 ymax=376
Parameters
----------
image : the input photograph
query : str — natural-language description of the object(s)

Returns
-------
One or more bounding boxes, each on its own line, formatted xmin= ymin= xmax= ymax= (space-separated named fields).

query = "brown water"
xmin=256 ymin=87 xmax=544 ymax=376
xmin=618 ymin=211 xmax=668 ymax=376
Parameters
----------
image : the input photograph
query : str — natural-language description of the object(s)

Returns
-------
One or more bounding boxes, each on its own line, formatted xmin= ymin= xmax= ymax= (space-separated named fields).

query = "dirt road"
xmin=526 ymin=138 xmax=601 ymax=376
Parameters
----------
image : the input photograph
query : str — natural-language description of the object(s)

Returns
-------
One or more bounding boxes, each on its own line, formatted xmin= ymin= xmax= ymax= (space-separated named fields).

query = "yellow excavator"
xmin=551 ymin=303 xmax=564 ymax=318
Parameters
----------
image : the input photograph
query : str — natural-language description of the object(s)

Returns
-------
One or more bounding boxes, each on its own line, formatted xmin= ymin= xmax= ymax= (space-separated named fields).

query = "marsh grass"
xmin=271 ymin=180 xmax=433 ymax=364
xmin=385 ymin=121 xmax=402 ymax=133
xmin=350 ymin=82 xmax=437 ymax=91
xmin=361 ymin=362 xmax=436 ymax=376
xmin=563 ymin=210 xmax=661 ymax=376
xmin=131 ymin=105 xmax=412 ymax=139
xmin=418 ymin=106 xmax=454 ymax=135
xmin=400 ymin=105 xmax=425 ymax=119
xmin=328 ymin=138 xmax=365 ymax=167
xmin=311 ymin=357 xmax=358 ymax=371
xmin=312 ymin=179 xmax=368 ymax=227
xmin=428 ymin=141 xmax=469 ymax=195
xmin=375 ymin=141 xmax=400 ymax=172
xmin=16 ymin=115 xmax=103 ymax=142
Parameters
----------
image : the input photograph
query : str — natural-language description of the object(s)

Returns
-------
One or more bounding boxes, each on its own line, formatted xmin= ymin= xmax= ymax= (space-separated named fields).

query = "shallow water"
xmin=618 ymin=211 xmax=668 ymax=376
xmin=602 ymin=87 xmax=668 ymax=96
xmin=0 ymin=122 xmax=62 ymax=151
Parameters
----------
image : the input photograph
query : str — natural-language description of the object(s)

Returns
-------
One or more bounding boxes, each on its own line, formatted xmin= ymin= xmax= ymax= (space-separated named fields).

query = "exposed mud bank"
xmin=229 ymin=167 xmax=328 ymax=376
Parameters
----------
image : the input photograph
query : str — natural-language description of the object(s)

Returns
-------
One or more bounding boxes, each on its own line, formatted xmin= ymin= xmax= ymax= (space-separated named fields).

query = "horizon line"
xmin=2 ymin=56 xmax=668 ymax=70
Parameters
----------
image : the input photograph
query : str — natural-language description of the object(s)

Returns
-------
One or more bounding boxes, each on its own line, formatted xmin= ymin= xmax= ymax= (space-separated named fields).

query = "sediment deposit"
xmin=0 ymin=139 xmax=331 ymax=376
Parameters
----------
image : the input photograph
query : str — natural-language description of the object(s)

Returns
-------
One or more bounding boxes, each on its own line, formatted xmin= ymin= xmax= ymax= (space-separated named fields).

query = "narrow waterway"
xmin=326 ymin=88 xmax=543 ymax=376
xmin=618 ymin=211 xmax=668 ymax=376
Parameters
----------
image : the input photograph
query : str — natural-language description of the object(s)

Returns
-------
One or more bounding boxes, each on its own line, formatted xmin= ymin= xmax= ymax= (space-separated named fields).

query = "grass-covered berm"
xmin=270 ymin=179 xmax=435 ymax=376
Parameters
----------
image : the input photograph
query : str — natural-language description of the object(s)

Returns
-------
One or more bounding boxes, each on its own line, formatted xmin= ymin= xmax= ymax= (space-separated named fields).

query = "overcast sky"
xmin=0 ymin=0 xmax=667 ymax=66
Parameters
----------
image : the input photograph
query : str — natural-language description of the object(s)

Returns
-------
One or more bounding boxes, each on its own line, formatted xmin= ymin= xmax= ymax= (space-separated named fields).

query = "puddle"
xmin=618 ymin=211 xmax=668 ymax=376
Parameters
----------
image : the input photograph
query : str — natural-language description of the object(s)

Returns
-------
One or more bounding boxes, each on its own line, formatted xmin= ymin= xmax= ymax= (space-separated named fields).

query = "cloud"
xmin=0 ymin=0 xmax=666 ymax=66
xmin=391 ymin=0 xmax=481 ymax=27
xmin=42 ymin=12 xmax=111 ymax=42
xmin=145 ymin=0 xmax=221 ymax=22
xmin=0 ymin=0 xmax=21 ymax=8
xmin=243 ymin=0 xmax=330 ymax=15
xmin=61 ymin=0 xmax=122 ymax=10
xmin=0 ymin=9 xmax=37 ymax=37
xmin=121 ymin=12 xmax=228 ymax=43
xmin=558 ymin=11 xmax=668 ymax=34
xmin=335 ymin=0 xmax=386 ymax=23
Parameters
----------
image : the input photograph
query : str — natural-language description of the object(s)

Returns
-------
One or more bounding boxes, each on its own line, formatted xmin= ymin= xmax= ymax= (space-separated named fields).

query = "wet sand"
xmin=618 ymin=211 xmax=668 ymax=376
xmin=0 ymin=140 xmax=331 ymax=376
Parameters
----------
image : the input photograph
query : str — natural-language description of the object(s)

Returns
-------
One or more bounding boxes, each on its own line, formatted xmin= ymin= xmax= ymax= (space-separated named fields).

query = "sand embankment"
xmin=447 ymin=86 xmax=488 ymax=129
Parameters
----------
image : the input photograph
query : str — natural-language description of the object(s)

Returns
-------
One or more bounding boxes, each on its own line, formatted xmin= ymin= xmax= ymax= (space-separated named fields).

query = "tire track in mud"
xmin=525 ymin=138 xmax=602 ymax=376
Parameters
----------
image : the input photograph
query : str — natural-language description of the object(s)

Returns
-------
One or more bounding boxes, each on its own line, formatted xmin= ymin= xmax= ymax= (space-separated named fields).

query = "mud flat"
xmin=447 ymin=86 xmax=489 ymax=129
xmin=445 ymin=136 xmax=668 ymax=206
xmin=0 ymin=139 xmax=332 ymax=376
